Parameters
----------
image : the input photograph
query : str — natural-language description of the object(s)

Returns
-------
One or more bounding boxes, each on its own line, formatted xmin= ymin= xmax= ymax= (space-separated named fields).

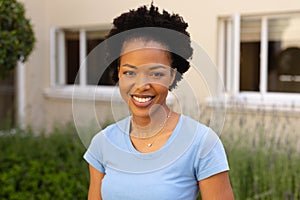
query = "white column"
xmin=50 ymin=27 xmax=66 ymax=86
xmin=232 ymin=14 xmax=241 ymax=95
xmin=79 ymin=29 xmax=87 ymax=86
xmin=260 ymin=17 xmax=268 ymax=96
xmin=225 ymin=19 xmax=233 ymax=93
xmin=17 ymin=61 xmax=25 ymax=129
xmin=57 ymin=30 xmax=66 ymax=85
xmin=218 ymin=19 xmax=225 ymax=95
xmin=50 ymin=27 xmax=57 ymax=87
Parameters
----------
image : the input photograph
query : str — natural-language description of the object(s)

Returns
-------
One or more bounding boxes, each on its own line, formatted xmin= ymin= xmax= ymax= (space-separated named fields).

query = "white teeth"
xmin=133 ymin=96 xmax=152 ymax=103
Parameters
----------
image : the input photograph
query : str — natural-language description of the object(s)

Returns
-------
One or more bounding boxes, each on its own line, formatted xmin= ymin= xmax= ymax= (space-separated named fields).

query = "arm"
xmin=88 ymin=164 xmax=105 ymax=200
xmin=199 ymin=171 xmax=234 ymax=200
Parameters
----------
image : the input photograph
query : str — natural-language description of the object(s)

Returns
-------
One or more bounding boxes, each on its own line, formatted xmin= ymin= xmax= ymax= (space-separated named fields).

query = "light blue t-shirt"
xmin=84 ymin=115 xmax=229 ymax=200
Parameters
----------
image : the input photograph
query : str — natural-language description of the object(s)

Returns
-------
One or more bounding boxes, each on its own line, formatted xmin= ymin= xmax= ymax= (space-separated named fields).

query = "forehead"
xmin=120 ymin=39 xmax=171 ymax=66
xmin=122 ymin=38 xmax=169 ymax=53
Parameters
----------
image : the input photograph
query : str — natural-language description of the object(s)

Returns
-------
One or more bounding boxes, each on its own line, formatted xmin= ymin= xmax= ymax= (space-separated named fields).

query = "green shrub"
xmin=0 ymin=126 xmax=89 ymax=199
xmin=1 ymin=121 xmax=299 ymax=199
xmin=0 ymin=0 xmax=35 ymax=79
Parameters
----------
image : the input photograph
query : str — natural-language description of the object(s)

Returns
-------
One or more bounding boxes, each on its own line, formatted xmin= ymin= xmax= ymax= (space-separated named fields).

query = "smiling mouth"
xmin=132 ymin=95 xmax=154 ymax=103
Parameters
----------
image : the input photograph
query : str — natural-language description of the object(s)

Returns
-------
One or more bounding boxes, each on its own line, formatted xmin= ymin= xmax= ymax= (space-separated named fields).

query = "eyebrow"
xmin=121 ymin=64 xmax=138 ymax=69
xmin=149 ymin=65 xmax=167 ymax=70
xmin=121 ymin=64 xmax=167 ymax=70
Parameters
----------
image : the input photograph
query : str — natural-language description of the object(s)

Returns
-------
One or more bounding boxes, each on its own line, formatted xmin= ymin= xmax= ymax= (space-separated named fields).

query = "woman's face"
xmin=118 ymin=39 xmax=176 ymax=118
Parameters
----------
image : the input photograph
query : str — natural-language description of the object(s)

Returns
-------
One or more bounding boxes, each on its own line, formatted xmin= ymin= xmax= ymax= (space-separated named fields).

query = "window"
xmin=47 ymin=25 xmax=177 ymax=103
xmin=219 ymin=13 xmax=300 ymax=102
xmin=50 ymin=26 xmax=113 ymax=87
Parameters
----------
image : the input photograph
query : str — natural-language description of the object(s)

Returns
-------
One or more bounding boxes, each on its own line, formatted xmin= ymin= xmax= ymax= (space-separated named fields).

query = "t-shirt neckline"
xmin=124 ymin=115 xmax=183 ymax=158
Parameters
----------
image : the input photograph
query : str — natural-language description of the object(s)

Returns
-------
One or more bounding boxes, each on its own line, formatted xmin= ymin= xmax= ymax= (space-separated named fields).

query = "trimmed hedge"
xmin=0 ymin=126 xmax=89 ymax=200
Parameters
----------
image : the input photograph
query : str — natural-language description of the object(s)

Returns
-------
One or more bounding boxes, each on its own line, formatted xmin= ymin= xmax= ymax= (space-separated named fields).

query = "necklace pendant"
xmin=147 ymin=143 xmax=152 ymax=147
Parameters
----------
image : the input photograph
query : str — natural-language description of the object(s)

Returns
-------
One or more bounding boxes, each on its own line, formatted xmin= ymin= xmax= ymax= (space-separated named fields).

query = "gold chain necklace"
xmin=131 ymin=110 xmax=172 ymax=148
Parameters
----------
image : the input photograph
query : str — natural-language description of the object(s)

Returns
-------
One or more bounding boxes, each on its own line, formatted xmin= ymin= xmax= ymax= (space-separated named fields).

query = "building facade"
xmin=8 ymin=0 xmax=299 ymax=134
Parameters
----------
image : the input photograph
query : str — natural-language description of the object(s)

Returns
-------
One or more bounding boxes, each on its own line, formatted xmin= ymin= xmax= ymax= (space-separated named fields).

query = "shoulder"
xmin=89 ymin=116 xmax=130 ymax=146
xmin=171 ymin=115 xmax=213 ymax=154
xmin=179 ymin=115 xmax=222 ymax=152
xmin=180 ymin=115 xmax=211 ymax=138
xmin=99 ymin=116 xmax=129 ymax=134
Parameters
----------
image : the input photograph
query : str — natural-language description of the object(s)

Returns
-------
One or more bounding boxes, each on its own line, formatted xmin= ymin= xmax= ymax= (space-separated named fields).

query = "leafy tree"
xmin=0 ymin=0 xmax=35 ymax=79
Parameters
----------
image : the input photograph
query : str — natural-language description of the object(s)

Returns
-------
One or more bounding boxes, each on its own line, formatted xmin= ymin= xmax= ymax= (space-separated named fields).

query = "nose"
xmin=135 ymin=73 xmax=150 ymax=90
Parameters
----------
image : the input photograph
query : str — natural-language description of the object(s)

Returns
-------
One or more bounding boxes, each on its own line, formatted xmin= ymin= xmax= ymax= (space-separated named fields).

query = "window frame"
xmin=47 ymin=25 xmax=176 ymax=104
xmin=50 ymin=24 xmax=112 ymax=87
xmin=48 ymin=24 xmax=121 ymax=101
xmin=218 ymin=12 xmax=300 ymax=110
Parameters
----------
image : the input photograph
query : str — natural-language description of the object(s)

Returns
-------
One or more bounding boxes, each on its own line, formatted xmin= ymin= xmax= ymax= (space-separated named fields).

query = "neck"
xmin=131 ymin=106 xmax=171 ymax=138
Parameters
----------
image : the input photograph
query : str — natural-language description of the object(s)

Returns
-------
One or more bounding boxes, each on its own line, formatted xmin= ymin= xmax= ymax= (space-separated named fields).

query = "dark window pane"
xmin=240 ymin=42 xmax=260 ymax=91
xmin=267 ymin=17 xmax=300 ymax=93
xmin=269 ymin=46 xmax=300 ymax=93
xmin=86 ymin=31 xmax=114 ymax=86
xmin=87 ymin=38 xmax=103 ymax=85
xmin=65 ymin=31 xmax=80 ymax=84
xmin=267 ymin=41 xmax=282 ymax=92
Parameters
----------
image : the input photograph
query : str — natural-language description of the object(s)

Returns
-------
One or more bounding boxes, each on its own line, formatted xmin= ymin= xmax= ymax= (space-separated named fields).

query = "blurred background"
xmin=1 ymin=0 xmax=299 ymax=199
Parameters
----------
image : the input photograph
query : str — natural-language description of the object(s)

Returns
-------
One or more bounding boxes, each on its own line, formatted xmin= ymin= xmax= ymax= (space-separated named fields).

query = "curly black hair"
xmin=105 ymin=4 xmax=193 ymax=90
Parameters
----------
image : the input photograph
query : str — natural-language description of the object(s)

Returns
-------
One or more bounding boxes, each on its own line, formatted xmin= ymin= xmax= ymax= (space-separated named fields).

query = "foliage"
xmin=221 ymin=105 xmax=300 ymax=200
xmin=0 ymin=125 xmax=89 ymax=200
xmin=225 ymin=138 xmax=300 ymax=200
xmin=0 ymin=0 xmax=35 ymax=79
xmin=1 ymin=111 xmax=299 ymax=199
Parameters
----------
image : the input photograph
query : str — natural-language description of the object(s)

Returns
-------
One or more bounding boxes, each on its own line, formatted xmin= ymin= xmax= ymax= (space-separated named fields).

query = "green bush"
xmin=0 ymin=126 xmax=89 ymax=199
xmin=0 ymin=0 xmax=35 ymax=79
xmin=1 ymin=122 xmax=299 ymax=199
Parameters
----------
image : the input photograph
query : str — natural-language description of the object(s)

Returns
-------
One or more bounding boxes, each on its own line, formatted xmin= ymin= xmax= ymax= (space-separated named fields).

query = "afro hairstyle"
xmin=105 ymin=4 xmax=193 ymax=90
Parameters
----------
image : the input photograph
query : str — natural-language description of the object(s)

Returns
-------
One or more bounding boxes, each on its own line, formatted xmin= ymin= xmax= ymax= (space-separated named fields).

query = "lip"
xmin=130 ymin=94 xmax=155 ymax=107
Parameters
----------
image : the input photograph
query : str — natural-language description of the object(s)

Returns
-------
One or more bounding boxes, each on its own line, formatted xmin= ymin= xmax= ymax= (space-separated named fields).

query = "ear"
xmin=169 ymin=68 xmax=177 ymax=86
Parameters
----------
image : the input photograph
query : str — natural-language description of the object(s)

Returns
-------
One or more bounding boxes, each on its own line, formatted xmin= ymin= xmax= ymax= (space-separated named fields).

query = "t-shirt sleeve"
xmin=83 ymin=133 xmax=105 ymax=173
xmin=194 ymin=128 xmax=229 ymax=181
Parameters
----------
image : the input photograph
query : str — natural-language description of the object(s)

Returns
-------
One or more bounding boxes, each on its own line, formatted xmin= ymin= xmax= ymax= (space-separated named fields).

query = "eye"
xmin=123 ymin=71 xmax=136 ymax=77
xmin=149 ymin=72 xmax=165 ymax=78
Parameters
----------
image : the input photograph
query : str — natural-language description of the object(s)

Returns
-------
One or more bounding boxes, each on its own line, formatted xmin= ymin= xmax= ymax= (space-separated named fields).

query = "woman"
xmin=84 ymin=4 xmax=234 ymax=200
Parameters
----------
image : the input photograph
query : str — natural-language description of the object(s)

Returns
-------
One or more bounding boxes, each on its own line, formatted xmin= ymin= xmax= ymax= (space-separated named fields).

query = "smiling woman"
xmin=118 ymin=40 xmax=175 ymax=124
xmin=118 ymin=41 xmax=176 ymax=141
xmin=83 ymin=4 xmax=234 ymax=200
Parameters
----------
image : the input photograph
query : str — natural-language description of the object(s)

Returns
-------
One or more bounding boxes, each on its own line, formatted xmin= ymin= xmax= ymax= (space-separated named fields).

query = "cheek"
xmin=119 ymin=77 xmax=132 ymax=88
xmin=155 ymin=85 xmax=169 ymax=97
xmin=118 ymin=78 xmax=132 ymax=99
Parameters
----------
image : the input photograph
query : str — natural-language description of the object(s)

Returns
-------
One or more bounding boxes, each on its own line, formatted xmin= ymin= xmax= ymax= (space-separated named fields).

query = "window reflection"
xmin=268 ymin=17 xmax=300 ymax=93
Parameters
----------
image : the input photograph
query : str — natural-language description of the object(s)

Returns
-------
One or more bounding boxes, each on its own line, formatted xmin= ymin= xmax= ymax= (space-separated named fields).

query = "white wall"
xmin=21 ymin=0 xmax=300 ymax=131
xmin=20 ymin=0 xmax=48 ymax=130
